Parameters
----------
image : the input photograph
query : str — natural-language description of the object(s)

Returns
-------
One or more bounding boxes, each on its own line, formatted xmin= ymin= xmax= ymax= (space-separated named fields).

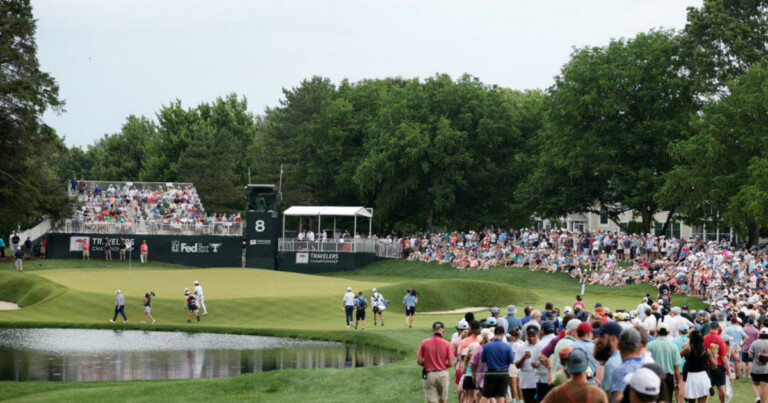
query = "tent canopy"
xmin=283 ymin=206 xmax=373 ymax=218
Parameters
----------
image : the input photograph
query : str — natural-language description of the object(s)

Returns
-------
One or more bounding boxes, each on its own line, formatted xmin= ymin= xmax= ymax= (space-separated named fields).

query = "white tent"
xmin=282 ymin=206 xmax=373 ymax=239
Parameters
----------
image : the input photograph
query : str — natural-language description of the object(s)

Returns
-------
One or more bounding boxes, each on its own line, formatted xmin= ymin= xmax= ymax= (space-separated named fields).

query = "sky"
xmin=34 ymin=0 xmax=703 ymax=147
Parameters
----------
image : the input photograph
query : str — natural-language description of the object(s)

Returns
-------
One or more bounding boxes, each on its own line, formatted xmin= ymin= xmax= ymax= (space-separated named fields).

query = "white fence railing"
xmin=17 ymin=219 xmax=52 ymax=243
xmin=278 ymin=238 xmax=402 ymax=258
xmin=60 ymin=220 xmax=243 ymax=236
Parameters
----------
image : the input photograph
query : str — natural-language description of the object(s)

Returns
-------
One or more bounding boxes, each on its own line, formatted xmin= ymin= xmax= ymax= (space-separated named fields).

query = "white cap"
xmin=184 ymin=287 xmax=189 ymax=292
xmin=372 ymin=288 xmax=377 ymax=292
xmin=564 ymin=306 xmax=573 ymax=314
xmin=194 ymin=280 xmax=199 ymax=285
xmin=625 ymin=367 xmax=661 ymax=396
xmin=566 ymin=319 xmax=582 ymax=331
xmin=457 ymin=319 xmax=469 ymax=330
xmin=761 ymin=328 xmax=768 ymax=335
xmin=657 ymin=322 xmax=670 ymax=334
xmin=347 ymin=287 xmax=352 ymax=292
xmin=116 ymin=289 xmax=121 ymax=294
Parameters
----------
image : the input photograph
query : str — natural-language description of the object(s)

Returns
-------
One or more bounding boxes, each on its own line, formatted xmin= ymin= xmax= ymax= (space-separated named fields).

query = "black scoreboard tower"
xmin=245 ymin=184 xmax=279 ymax=269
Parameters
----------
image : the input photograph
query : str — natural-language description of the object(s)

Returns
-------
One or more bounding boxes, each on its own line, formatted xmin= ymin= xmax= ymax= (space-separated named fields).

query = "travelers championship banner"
xmin=48 ymin=233 xmax=241 ymax=268
xmin=278 ymin=251 xmax=378 ymax=274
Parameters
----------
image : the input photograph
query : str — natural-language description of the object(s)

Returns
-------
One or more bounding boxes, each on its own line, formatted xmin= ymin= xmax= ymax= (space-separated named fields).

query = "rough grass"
xmin=0 ymin=258 xmax=744 ymax=402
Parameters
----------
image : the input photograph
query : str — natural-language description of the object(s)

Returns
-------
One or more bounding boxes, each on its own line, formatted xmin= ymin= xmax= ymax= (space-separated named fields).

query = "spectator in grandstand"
xmin=82 ymin=238 xmax=90 ymax=260
xmin=140 ymin=240 xmax=148 ymax=263
xmin=14 ymin=247 xmax=24 ymax=272
xmin=109 ymin=289 xmax=127 ymax=323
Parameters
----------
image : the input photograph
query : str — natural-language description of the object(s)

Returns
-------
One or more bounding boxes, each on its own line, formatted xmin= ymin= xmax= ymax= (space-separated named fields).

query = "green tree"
xmin=518 ymin=30 xmax=698 ymax=234
xmin=140 ymin=100 xmax=200 ymax=182
xmin=0 ymin=0 xmax=70 ymax=233
xmin=664 ymin=63 xmax=768 ymax=245
xmin=89 ymin=115 xmax=155 ymax=181
xmin=177 ymin=126 xmax=241 ymax=212
xmin=683 ymin=0 xmax=768 ymax=94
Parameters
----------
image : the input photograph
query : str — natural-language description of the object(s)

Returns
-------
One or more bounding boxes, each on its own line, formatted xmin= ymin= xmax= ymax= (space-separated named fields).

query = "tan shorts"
xmin=509 ymin=365 xmax=520 ymax=378
xmin=423 ymin=370 xmax=449 ymax=403
xmin=83 ymin=250 xmax=90 ymax=257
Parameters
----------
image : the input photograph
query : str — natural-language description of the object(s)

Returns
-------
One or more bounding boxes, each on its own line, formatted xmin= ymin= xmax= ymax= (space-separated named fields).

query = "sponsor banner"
xmin=171 ymin=241 xmax=223 ymax=254
xmin=70 ymin=236 xmax=89 ymax=252
xmin=296 ymin=252 xmax=309 ymax=264
xmin=308 ymin=252 xmax=339 ymax=264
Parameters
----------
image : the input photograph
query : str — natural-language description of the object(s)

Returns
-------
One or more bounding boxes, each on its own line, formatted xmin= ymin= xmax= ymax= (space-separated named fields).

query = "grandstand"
xmin=29 ymin=180 xmax=402 ymax=271
xmin=62 ymin=180 xmax=242 ymax=236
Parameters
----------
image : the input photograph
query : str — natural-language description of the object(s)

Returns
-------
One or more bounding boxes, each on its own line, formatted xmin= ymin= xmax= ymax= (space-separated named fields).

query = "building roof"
xmin=283 ymin=206 xmax=373 ymax=218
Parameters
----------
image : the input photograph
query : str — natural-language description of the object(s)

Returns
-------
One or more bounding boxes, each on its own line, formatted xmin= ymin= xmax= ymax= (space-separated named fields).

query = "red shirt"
xmin=418 ymin=335 xmax=454 ymax=372
xmin=703 ymin=332 xmax=727 ymax=366
xmin=140 ymin=244 xmax=148 ymax=252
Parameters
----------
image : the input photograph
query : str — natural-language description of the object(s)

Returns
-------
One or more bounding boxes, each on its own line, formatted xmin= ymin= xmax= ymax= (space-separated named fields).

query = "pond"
xmin=0 ymin=328 xmax=402 ymax=382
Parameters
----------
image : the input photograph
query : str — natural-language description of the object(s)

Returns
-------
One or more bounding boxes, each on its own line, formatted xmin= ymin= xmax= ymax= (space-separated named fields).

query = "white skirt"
xmin=685 ymin=371 xmax=711 ymax=399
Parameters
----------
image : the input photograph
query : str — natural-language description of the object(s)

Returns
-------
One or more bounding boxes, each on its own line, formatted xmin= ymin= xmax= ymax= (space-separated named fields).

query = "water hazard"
xmin=0 ymin=328 xmax=401 ymax=382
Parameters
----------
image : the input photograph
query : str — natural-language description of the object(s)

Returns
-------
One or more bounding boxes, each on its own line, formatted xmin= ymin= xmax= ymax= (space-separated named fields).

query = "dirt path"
xmin=0 ymin=301 xmax=20 ymax=310
xmin=420 ymin=307 xmax=489 ymax=315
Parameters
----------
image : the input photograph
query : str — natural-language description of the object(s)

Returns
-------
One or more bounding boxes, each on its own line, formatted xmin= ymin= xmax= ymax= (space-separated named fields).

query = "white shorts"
xmin=509 ymin=365 xmax=520 ymax=378
xmin=144 ymin=306 xmax=152 ymax=313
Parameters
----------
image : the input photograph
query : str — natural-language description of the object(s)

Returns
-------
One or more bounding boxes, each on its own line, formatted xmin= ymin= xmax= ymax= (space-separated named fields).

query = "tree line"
xmin=5 ymin=0 xmax=768 ymax=244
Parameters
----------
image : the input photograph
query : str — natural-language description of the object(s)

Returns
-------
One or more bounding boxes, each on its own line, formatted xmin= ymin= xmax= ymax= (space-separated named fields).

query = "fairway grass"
xmin=36 ymin=268 xmax=389 ymax=299
xmin=0 ymin=259 xmax=755 ymax=402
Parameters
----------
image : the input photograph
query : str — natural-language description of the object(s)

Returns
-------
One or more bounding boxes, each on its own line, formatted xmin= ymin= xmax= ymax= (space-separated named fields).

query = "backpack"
xmin=357 ymin=297 xmax=367 ymax=310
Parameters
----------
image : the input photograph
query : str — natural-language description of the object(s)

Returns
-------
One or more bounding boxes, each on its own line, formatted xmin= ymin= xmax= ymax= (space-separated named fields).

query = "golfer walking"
xmin=109 ymin=289 xmax=128 ymax=323
xmin=354 ymin=291 xmax=368 ymax=330
xmin=371 ymin=288 xmax=385 ymax=326
xmin=194 ymin=280 xmax=208 ymax=315
xmin=343 ymin=287 xmax=355 ymax=328
xmin=417 ymin=321 xmax=454 ymax=403
xmin=142 ymin=292 xmax=155 ymax=324
xmin=404 ymin=288 xmax=417 ymax=328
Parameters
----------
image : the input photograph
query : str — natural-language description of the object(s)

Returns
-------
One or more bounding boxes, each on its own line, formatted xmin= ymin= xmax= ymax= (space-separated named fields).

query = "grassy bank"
xmin=0 ymin=259 xmax=752 ymax=402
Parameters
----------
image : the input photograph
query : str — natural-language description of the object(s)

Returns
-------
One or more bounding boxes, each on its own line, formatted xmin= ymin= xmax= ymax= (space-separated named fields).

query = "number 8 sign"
xmin=254 ymin=220 xmax=265 ymax=232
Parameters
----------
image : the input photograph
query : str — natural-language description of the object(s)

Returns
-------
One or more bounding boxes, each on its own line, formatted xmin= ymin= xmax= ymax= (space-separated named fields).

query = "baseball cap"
xmin=372 ymin=288 xmax=377 ymax=292
xmin=432 ymin=321 xmax=445 ymax=330
xmin=490 ymin=307 xmax=501 ymax=314
xmin=457 ymin=319 xmax=469 ymax=330
xmin=566 ymin=319 xmax=582 ymax=331
xmin=711 ymin=321 xmax=720 ymax=328
xmin=657 ymin=322 xmax=670 ymax=334
xmin=680 ymin=323 xmax=690 ymax=333
xmin=567 ymin=349 xmax=589 ymax=373
xmin=507 ymin=305 xmax=518 ymax=315
xmin=614 ymin=312 xmax=625 ymax=321
xmin=625 ymin=368 xmax=661 ymax=396
xmin=486 ymin=317 xmax=498 ymax=326
xmin=526 ymin=325 xmax=540 ymax=334
xmin=682 ymin=304 xmax=689 ymax=310
xmin=595 ymin=302 xmax=603 ymax=308
xmin=347 ymin=287 xmax=352 ymax=291
xmin=541 ymin=321 xmax=555 ymax=334
xmin=619 ymin=328 xmax=642 ymax=350
xmin=184 ymin=287 xmax=189 ymax=292
xmin=470 ymin=320 xmax=481 ymax=330
xmin=116 ymin=289 xmax=121 ymax=294
xmin=577 ymin=322 xmax=593 ymax=335
xmin=564 ymin=306 xmax=573 ymax=314
xmin=194 ymin=280 xmax=199 ymax=285
xmin=760 ymin=328 xmax=768 ymax=335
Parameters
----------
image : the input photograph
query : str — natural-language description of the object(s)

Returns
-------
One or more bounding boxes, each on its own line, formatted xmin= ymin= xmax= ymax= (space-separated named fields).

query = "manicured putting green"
xmin=37 ymin=268 xmax=389 ymax=299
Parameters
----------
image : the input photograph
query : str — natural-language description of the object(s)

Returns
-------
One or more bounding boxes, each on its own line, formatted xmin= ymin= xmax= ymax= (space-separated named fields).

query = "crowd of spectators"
xmin=404 ymin=228 xmax=765 ymax=311
xmin=66 ymin=178 xmax=241 ymax=235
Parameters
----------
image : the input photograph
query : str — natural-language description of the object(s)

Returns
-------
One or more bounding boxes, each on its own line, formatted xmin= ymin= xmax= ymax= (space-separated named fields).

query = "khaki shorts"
xmin=423 ymin=370 xmax=449 ymax=403
xmin=83 ymin=250 xmax=90 ymax=257
xmin=509 ymin=365 xmax=520 ymax=378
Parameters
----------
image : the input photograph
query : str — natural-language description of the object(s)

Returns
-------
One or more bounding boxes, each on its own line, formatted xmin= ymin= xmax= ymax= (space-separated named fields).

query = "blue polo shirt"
xmin=403 ymin=293 xmax=416 ymax=307
xmin=481 ymin=338 xmax=515 ymax=371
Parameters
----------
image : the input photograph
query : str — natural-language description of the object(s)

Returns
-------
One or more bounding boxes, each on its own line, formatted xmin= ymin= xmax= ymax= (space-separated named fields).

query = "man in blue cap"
xmin=542 ymin=349 xmax=609 ymax=402
xmin=592 ymin=321 xmax=623 ymax=397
